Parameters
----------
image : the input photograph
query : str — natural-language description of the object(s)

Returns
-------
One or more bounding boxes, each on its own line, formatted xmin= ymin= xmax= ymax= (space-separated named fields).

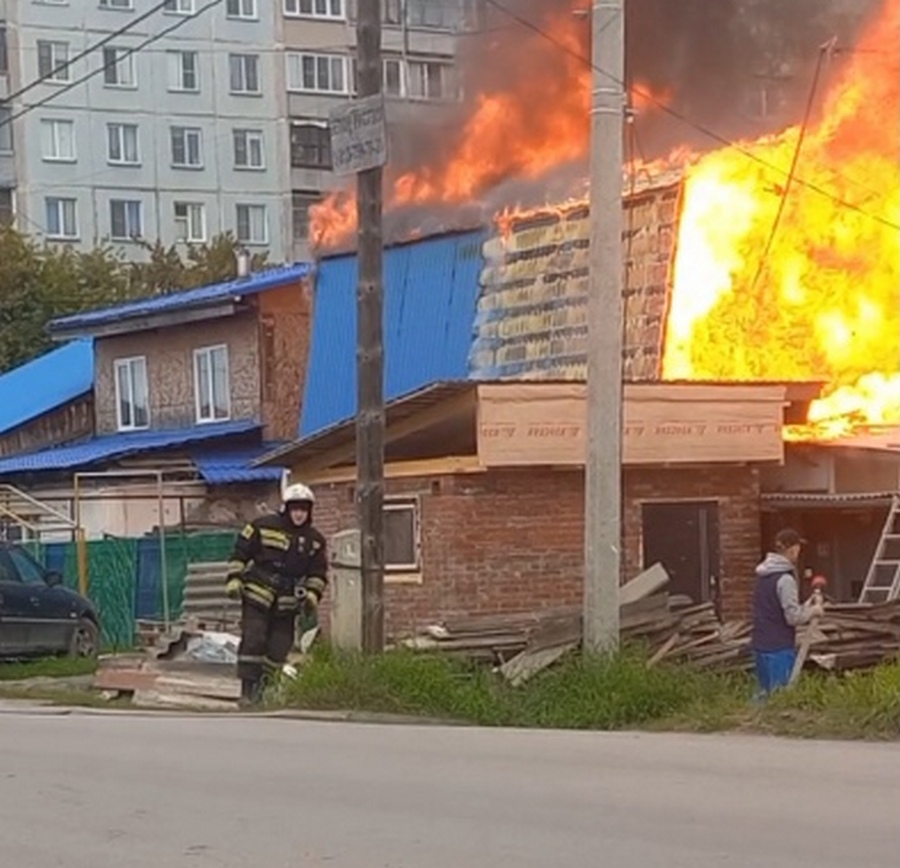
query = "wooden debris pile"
xmin=400 ymin=572 xmax=900 ymax=685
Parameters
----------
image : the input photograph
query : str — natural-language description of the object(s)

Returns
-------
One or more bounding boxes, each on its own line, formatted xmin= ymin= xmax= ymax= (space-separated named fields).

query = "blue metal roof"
xmin=0 ymin=419 xmax=261 ymax=476
xmin=0 ymin=340 xmax=94 ymax=435
xmin=190 ymin=445 xmax=285 ymax=485
xmin=48 ymin=263 xmax=312 ymax=336
xmin=300 ymin=229 xmax=487 ymax=437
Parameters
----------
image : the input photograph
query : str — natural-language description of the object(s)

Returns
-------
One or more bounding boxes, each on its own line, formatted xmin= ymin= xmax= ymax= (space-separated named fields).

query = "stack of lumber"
xmin=400 ymin=588 xmax=900 ymax=684
xmin=803 ymin=600 xmax=900 ymax=672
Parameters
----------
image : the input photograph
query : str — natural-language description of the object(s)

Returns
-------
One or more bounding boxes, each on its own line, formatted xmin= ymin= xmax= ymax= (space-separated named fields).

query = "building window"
xmin=170 ymin=126 xmax=203 ymax=168
xmin=193 ymin=345 xmax=230 ymax=423
xmin=0 ymin=188 xmax=14 ymax=226
xmin=40 ymin=119 xmax=76 ymax=162
xmin=107 ymin=123 xmax=139 ymax=165
xmin=233 ymin=129 xmax=265 ymax=170
xmin=164 ymin=0 xmax=194 ymax=12
xmin=229 ymin=54 xmax=260 ymax=94
xmin=167 ymin=51 xmax=199 ymax=91
xmin=384 ymin=499 xmax=420 ymax=571
xmin=407 ymin=60 xmax=455 ymax=100
xmin=174 ymin=202 xmax=206 ymax=243
xmin=114 ymin=356 xmax=149 ymax=431
xmin=383 ymin=58 xmax=403 ymax=96
xmin=291 ymin=191 xmax=320 ymax=242
xmin=290 ymin=123 xmax=331 ymax=169
xmin=109 ymin=199 xmax=143 ymax=240
xmin=286 ymin=52 xmax=347 ymax=94
xmin=236 ymin=204 xmax=268 ymax=245
xmin=45 ymin=197 xmax=78 ymax=239
xmin=0 ymin=24 xmax=9 ymax=75
xmin=102 ymin=47 xmax=136 ymax=88
xmin=226 ymin=0 xmax=257 ymax=18
xmin=0 ymin=106 xmax=12 ymax=153
xmin=284 ymin=0 xmax=344 ymax=19
xmin=100 ymin=0 xmax=134 ymax=8
xmin=37 ymin=41 xmax=70 ymax=83
xmin=382 ymin=0 xmax=401 ymax=25
xmin=406 ymin=0 xmax=461 ymax=29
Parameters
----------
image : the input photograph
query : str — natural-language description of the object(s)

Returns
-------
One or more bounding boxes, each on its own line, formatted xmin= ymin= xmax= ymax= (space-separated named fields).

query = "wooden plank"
xmin=304 ymin=456 xmax=485 ymax=486
xmin=500 ymin=642 xmax=578 ymax=686
xmin=619 ymin=563 xmax=670 ymax=606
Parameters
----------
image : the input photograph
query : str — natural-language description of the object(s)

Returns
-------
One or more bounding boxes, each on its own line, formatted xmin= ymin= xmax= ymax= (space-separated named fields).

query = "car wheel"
xmin=68 ymin=618 xmax=100 ymax=659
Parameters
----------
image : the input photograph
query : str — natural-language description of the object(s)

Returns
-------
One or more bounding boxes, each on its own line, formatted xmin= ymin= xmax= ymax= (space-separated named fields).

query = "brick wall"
xmin=312 ymin=463 xmax=762 ymax=638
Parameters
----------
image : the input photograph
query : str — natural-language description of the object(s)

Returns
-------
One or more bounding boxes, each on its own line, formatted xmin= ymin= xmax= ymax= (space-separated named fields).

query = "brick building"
xmin=262 ymin=380 xmax=805 ymax=636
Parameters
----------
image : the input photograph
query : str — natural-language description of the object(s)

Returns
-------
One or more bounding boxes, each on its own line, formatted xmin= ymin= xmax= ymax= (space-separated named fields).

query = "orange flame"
xmin=663 ymin=0 xmax=900 ymax=439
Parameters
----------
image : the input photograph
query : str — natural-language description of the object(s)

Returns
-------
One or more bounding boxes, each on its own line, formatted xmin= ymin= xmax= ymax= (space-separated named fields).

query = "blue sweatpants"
xmin=753 ymin=648 xmax=797 ymax=698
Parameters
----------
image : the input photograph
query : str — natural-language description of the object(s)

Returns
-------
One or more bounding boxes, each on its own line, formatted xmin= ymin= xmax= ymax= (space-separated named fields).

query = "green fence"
xmin=38 ymin=531 xmax=236 ymax=649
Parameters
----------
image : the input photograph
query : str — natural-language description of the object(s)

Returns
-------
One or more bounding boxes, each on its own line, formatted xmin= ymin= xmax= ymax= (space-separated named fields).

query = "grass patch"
xmin=0 ymin=657 xmax=98 ymax=682
xmin=276 ymin=646 xmax=900 ymax=739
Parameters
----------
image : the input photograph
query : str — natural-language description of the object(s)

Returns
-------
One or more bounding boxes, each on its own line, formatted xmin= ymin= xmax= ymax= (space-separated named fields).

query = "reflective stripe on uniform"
xmin=238 ymin=654 xmax=265 ymax=664
xmin=305 ymin=576 xmax=327 ymax=597
xmin=240 ymin=524 xmax=255 ymax=540
xmin=260 ymin=529 xmax=290 ymax=550
xmin=242 ymin=582 xmax=276 ymax=608
xmin=277 ymin=595 xmax=299 ymax=611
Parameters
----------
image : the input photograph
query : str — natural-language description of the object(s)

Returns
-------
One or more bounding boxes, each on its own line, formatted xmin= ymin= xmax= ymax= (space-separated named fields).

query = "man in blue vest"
xmin=751 ymin=528 xmax=824 ymax=698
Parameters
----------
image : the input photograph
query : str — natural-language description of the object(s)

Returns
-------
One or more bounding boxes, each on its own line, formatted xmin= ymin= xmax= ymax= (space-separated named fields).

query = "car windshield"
xmin=7 ymin=547 xmax=47 ymax=585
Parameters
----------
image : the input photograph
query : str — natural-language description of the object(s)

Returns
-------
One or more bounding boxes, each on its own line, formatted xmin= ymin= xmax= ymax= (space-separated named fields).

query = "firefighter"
xmin=225 ymin=482 xmax=328 ymax=706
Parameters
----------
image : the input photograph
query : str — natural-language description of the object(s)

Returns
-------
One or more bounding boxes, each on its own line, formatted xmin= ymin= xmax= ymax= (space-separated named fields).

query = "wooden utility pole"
xmin=356 ymin=0 xmax=385 ymax=653
xmin=583 ymin=0 xmax=625 ymax=653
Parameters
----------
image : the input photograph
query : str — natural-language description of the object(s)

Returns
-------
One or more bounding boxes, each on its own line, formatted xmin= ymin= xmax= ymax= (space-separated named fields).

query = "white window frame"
xmin=167 ymin=50 xmax=199 ymax=92
xmin=0 ymin=107 xmax=12 ymax=154
xmin=170 ymin=126 xmax=203 ymax=169
xmin=229 ymin=53 xmax=261 ymax=94
xmin=99 ymin=0 xmax=134 ymax=9
xmin=106 ymin=122 xmax=140 ymax=165
xmin=174 ymin=201 xmax=206 ymax=244
xmin=235 ymin=203 xmax=268 ymax=246
xmin=286 ymin=52 xmax=348 ymax=95
xmin=407 ymin=59 xmax=455 ymax=101
xmin=113 ymin=356 xmax=149 ymax=431
xmin=102 ymin=46 xmax=136 ymax=89
xmin=37 ymin=41 xmax=70 ymax=83
xmin=45 ymin=197 xmax=78 ymax=240
xmin=40 ymin=118 xmax=76 ymax=162
xmin=284 ymin=0 xmax=344 ymax=20
xmin=232 ymin=129 xmax=265 ymax=170
xmin=109 ymin=199 xmax=143 ymax=240
xmin=193 ymin=345 xmax=231 ymax=424
xmin=383 ymin=498 xmax=421 ymax=573
xmin=163 ymin=0 xmax=195 ymax=13
xmin=226 ymin=0 xmax=258 ymax=19
xmin=382 ymin=57 xmax=404 ymax=97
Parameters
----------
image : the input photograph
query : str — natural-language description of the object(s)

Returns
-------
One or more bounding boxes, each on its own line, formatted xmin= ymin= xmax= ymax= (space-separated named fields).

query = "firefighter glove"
xmin=225 ymin=577 xmax=243 ymax=600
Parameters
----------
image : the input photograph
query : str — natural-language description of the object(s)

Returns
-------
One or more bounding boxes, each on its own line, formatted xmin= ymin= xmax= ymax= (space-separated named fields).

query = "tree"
xmin=0 ymin=228 xmax=270 ymax=374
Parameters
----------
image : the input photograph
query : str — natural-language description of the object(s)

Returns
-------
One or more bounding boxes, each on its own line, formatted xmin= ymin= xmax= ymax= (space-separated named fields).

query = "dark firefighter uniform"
xmin=225 ymin=512 xmax=327 ymax=703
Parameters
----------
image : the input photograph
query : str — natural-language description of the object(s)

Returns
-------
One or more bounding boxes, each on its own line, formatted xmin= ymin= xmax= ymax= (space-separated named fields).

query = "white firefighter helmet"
xmin=282 ymin=481 xmax=315 ymax=506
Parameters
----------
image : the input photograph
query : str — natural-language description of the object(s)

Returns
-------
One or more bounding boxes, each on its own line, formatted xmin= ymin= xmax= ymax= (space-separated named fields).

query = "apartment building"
xmin=0 ymin=0 xmax=475 ymax=263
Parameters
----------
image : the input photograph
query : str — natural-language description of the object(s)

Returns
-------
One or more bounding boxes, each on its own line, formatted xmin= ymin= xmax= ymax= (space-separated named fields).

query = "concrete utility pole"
xmin=583 ymin=0 xmax=625 ymax=653
xmin=356 ymin=0 xmax=385 ymax=653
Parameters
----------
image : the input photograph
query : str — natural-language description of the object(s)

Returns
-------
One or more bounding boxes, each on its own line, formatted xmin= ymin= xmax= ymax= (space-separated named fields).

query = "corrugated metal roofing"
xmin=48 ymin=263 xmax=312 ymax=336
xmin=300 ymin=230 xmax=487 ymax=437
xmin=761 ymin=491 xmax=897 ymax=508
xmin=190 ymin=446 xmax=285 ymax=485
xmin=0 ymin=340 xmax=94 ymax=435
xmin=0 ymin=419 xmax=261 ymax=476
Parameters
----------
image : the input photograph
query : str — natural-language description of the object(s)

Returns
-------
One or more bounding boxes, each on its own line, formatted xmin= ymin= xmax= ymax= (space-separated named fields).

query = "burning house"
xmin=267 ymin=0 xmax=898 ymax=630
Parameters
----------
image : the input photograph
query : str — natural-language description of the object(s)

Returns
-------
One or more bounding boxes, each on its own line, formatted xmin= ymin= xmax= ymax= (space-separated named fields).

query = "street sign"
xmin=328 ymin=94 xmax=388 ymax=177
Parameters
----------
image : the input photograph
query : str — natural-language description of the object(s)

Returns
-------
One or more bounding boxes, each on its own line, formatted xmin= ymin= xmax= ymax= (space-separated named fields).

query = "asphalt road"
xmin=0 ymin=707 xmax=897 ymax=868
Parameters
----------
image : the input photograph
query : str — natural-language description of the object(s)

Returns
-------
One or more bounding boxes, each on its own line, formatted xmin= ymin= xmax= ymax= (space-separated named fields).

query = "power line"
xmin=483 ymin=0 xmax=900 ymax=233
xmin=0 ymin=0 xmax=226 ymax=134
xmin=5 ymin=1 xmax=173 ymax=106
xmin=748 ymin=41 xmax=830 ymax=297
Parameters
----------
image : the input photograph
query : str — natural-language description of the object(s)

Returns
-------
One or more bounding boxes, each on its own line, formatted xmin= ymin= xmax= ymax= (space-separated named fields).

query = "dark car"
xmin=0 ymin=542 xmax=100 ymax=659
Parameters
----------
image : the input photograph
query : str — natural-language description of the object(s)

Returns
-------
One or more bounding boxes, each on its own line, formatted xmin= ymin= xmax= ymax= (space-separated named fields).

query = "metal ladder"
xmin=858 ymin=494 xmax=900 ymax=604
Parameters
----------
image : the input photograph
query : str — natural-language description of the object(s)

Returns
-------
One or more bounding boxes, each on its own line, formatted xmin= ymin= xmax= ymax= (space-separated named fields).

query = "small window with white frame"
xmin=233 ymin=129 xmax=265 ymax=169
xmin=229 ymin=53 xmax=261 ymax=94
xmin=100 ymin=0 xmax=134 ymax=9
xmin=37 ymin=41 xmax=70 ymax=83
xmin=174 ymin=201 xmax=206 ymax=243
xmin=227 ymin=0 xmax=257 ymax=18
xmin=193 ymin=345 xmax=230 ymax=423
xmin=102 ymin=47 xmax=136 ymax=88
xmin=284 ymin=0 xmax=344 ymax=20
xmin=107 ymin=122 xmax=139 ymax=165
xmin=171 ymin=126 xmax=203 ymax=168
xmin=286 ymin=52 xmax=347 ymax=94
xmin=114 ymin=356 xmax=149 ymax=431
xmin=383 ymin=498 xmax=420 ymax=572
xmin=163 ymin=0 xmax=194 ymax=13
xmin=235 ymin=203 xmax=268 ymax=245
xmin=40 ymin=119 xmax=76 ymax=162
xmin=167 ymin=50 xmax=199 ymax=92
xmin=109 ymin=199 xmax=143 ymax=240
xmin=45 ymin=197 xmax=78 ymax=239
